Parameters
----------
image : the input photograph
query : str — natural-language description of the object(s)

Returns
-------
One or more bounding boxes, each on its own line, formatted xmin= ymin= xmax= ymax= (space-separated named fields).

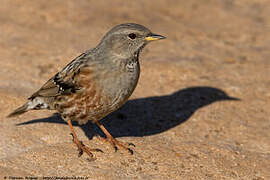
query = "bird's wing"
xmin=29 ymin=53 xmax=90 ymax=99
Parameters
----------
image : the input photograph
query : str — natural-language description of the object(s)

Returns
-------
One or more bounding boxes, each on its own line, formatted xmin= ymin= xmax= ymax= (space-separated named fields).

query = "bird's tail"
xmin=7 ymin=97 xmax=47 ymax=118
xmin=7 ymin=102 xmax=30 ymax=118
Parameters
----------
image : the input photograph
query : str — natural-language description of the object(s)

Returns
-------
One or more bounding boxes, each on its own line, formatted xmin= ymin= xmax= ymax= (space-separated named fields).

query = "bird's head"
xmin=98 ymin=23 xmax=165 ymax=58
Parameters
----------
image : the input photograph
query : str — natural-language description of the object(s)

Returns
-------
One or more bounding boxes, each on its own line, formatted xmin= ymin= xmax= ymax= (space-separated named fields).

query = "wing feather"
xmin=29 ymin=52 xmax=89 ymax=99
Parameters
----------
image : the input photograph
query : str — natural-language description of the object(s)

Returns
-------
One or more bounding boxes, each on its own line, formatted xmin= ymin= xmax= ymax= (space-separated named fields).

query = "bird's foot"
xmin=97 ymin=136 xmax=135 ymax=155
xmin=70 ymin=133 xmax=103 ymax=158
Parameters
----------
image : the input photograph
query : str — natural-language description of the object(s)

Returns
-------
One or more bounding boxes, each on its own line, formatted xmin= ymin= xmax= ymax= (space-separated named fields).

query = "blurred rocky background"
xmin=0 ymin=0 xmax=269 ymax=179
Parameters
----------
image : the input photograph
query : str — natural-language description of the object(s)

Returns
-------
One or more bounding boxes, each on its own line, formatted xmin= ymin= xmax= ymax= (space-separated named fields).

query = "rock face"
xmin=0 ymin=0 xmax=269 ymax=179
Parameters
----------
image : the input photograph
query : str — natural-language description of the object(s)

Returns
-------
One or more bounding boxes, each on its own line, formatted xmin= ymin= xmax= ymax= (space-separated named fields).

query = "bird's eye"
xmin=128 ymin=33 xmax=137 ymax=39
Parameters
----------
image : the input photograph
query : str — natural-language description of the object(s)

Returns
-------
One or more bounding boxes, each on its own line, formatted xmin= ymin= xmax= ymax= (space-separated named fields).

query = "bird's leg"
xmin=96 ymin=121 xmax=135 ymax=155
xmin=67 ymin=120 xmax=103 ymax=158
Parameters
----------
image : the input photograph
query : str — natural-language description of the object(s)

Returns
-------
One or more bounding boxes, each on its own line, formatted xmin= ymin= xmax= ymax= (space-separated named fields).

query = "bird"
xmin=7 ymin=23 xmax=165 ymax=158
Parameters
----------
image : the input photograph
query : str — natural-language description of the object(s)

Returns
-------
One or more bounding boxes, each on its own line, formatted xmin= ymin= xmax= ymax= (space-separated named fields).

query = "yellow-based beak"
xmin=145 ymin=33 xmax=166 ymax=41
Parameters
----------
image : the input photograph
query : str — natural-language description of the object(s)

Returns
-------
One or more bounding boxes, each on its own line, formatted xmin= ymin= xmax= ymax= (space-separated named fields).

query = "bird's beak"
xmin=145 ymin=33 xmax=166 ymax=41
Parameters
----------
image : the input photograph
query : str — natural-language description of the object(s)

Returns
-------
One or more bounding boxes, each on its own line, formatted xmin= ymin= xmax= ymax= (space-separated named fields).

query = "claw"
xmin=78 ymin=148 xmax=84 ymax=157
xmin=94 ymin=148 xmax=104 ymax=153
xmin=127 ymin=148 xmax=133 ymax=155
xmin=128 ymin=143 xmax=136 ymax=147
xmin=114 ymin=146 xmax=118 ymax=152
xmin=70 ymin=133 xmax=75 ymax=141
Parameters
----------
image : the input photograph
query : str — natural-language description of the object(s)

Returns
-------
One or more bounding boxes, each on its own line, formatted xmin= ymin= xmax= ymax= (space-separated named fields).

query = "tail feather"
xmin=7 ymin=97 xmax=49 ymax=118
xmin=7 ymin=103 xmax=29 ymax=118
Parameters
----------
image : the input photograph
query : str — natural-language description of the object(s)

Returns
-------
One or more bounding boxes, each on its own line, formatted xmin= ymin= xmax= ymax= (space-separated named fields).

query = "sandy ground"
xmin=0 ymin=0 xmax=269 ymax=179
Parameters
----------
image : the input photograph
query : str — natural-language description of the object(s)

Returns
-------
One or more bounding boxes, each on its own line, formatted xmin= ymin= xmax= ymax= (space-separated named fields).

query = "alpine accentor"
xmin=8 ymin=23 xmax=165 ymax=157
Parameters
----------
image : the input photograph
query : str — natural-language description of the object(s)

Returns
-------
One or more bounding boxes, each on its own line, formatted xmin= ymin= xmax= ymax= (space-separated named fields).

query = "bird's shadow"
xmin=17 ymin=86 xmax=239 ymax=139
